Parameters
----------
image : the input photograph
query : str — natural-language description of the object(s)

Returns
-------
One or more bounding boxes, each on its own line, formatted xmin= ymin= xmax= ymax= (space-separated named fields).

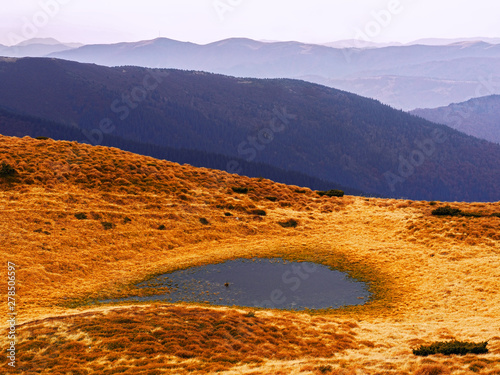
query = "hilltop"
xmin=1 ymin=135 xmax=499 ymax=374
xmin=412 ymin=95 xmax=500 ymax=144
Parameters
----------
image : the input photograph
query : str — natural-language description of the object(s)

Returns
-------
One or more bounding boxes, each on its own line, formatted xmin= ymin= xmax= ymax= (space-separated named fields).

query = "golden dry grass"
xmin=1 ymin=135 xmax=500 ymax=374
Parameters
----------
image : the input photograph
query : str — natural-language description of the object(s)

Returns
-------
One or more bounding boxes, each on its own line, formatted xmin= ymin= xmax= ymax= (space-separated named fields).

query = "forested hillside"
xmin=0 ymin=57 xmax=499 ymax=201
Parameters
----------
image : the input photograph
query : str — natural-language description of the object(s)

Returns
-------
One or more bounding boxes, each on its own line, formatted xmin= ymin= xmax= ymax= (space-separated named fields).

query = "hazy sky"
xmin=1 ymin=0 xmax=500 ymax=46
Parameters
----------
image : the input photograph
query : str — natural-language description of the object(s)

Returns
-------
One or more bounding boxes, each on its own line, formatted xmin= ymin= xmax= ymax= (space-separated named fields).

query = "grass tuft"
xmin=317 ymin=189 xmax=344 ymax=197
xmin=0 ymin=162 xmax=17 ymax=178
xmin=413 ymin=340 xmax=488 ymax=356
xmin=231 ymin=186 xmax=249 ymax=194
xmin=278 ymin=219 xmax=298 ymax=228
xmin=101 ymin=221 xmax=114 ymax=230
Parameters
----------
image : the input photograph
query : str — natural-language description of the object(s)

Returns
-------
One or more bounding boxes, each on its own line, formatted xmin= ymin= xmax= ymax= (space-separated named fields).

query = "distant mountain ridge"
xmin=0 ymin=57 xmax=499 ymax=201
xmin=411 ymin=95 xmax=500 ymax=144
xmin=0 ymin=37 xmax=79 ymax=57
xmin=47 ymin=37 xmax=500 ymax=76
xmin=42 ymin=37 xmax=500 ymax=110
xmin=324 ymin=37 xmax=500 ymax=48
xmin=2 ymin=37 xmax=500 ymax=109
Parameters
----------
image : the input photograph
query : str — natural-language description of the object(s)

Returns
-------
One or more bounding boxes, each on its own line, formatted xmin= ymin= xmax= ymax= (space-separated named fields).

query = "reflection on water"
xmin=101 ymin=258 xmax=371 ymax=310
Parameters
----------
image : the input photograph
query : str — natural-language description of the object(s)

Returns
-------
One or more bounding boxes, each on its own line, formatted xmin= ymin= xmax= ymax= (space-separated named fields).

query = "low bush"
xmin=199 ymin=218 xmax=209 ymax=225
xmin=414 ymin=365 xmax=450 ymax=375
xmin=432 ymin=206 xmax=483 ymax=218
xmin=251 ymin=209 xmax=267 ymax=216
xmin=231 ymin=187 xmax=248 ymax=194
xmin=158 ymin=224 xmax=166 ymax=230
xmin=265 ymin=196 xmax=278 ymax=202
xmin=101 ymin=222 xmax=114 ymax=230
xmin=35 ymin=136 xmax=50 ymax=140
xmin=74 ymin=213 xmax=87 ymax=220
xmin=317 ymin=365 xmax=333 ymax=373
xmin=431 ymin=206 xmax=462 ymax=216
xmin=460 ymin=211 xmax=483 ymax=218
xmin=317 ymin=189 xmax=344 ymax=197
xmin=413 ymin=340 xmax=488 ymax=356
xmin=0 ymin=162 xmax=17 ymax=178
xmin=278 ymin=219 xmax=298 ymax=228
xmin=294 ymin=189 xmax=307 ymax=194
xmin=34 ymin=229 xmax=50 ymax=235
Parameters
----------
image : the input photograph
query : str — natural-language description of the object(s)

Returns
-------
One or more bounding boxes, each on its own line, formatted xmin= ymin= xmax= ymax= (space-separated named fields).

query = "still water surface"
xmin=102 ymin=258 xmax=371 ymax=310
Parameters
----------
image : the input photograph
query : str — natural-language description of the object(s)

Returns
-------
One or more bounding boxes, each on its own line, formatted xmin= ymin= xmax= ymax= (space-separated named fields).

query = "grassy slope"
xmin=1 ymin=135 xmax=500 ymax=374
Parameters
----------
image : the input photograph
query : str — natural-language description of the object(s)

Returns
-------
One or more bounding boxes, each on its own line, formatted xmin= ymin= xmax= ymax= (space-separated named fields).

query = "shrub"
xmin=101 ymin=222 xmax=114 ymax=230
xmin=175 ymin=350 xmax=196 ymax=359
xmin=91 ymin=212 xmax=101 ymax=220
xmin=469 ymin=362 xmax=487 ymax=373
xmin=317 ymin=189 xmax=344 ymax=197
xmin=414 ymin=365 xmax=450 ymax=375
xmin=224 ymin=212 xmax=233 ymax=217
xmin=278 ymin=219 xmax=298 ymax=228
xmin=35 ymin=136 xmax=50 ymax=140
xmin=317 ymin=365 xmax=332 ymax=373
xmin=432 ymin=206 xmax=485 ymax=218
xmin=199 ymin=218 xmax=209 ymax=225
xmin=74 ymin=213 xmax=87 ymax=220
xmin=0 ymin=162 xmax=17 ymax=178
xmin=429 ymin=201 xmax=437 ymax=206
xmin=158 ymin=224 xmax=166 ymax=230
xmin=265 ymin=196 xmax=278 ymax=202
xmin=231 ymin=187 xmax=248 ymax=194
xmin=431 ymin=206 xmax=462 ymax=216
xmin=460 ymin=211 xmax=483 ymax=218
xmin=490 ymin=213 xmax=500 ymax=218
xmin=294 ymin=189 xmax=307 ymax=194
xmin=34 ymin=229 xmax=50 ymax=235
xmin=251 ymin=209 xmax=267 ymax=216
xmin=123 ymin=216 xmax=132 ymax=223
xmin=413 ymin=340 xmax=488 ymax=356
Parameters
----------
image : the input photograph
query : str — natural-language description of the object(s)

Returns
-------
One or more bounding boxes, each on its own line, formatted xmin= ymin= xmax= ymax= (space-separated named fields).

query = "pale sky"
xmin=1 ymin=0 xmax=500 ymax=46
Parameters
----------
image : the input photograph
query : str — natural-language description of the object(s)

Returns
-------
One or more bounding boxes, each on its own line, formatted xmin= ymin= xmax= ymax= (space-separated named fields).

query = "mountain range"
xmin=411 ymin=95 xmax=500 ymax=144
xmin=45 ymin=38 xmax=500 ymax=110
xmin=0 ymin=57 xmax=499 ymax=202
xmin=0 ymin=37 xmax=81 ymax=58
xmin=2 ymin=37 xmax=500 ymax=110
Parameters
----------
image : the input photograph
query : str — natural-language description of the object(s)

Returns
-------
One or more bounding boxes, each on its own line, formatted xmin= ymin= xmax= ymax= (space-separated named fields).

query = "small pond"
xmin=101 ymin=258 xmax=371 ymax=310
